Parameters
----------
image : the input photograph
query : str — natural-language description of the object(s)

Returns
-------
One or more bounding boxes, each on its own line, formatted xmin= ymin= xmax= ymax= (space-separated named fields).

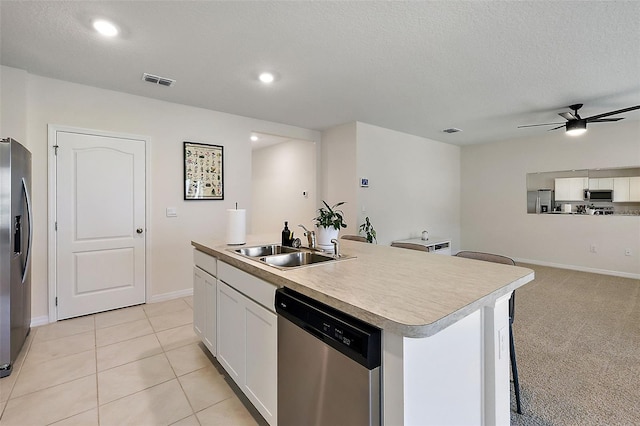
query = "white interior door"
xmin=55 ymin=130 xmax=146 ymax=319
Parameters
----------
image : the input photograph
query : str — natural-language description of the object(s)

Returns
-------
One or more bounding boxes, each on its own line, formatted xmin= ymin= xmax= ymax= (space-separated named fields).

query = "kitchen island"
xmin=192 ymin=236 xmax=534 ymax=425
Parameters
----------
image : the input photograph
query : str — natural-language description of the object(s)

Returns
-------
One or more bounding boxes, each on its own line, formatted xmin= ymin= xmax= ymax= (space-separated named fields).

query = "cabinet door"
xmin=244 ymin=301 xmax=278 ymax=425
xmin=570 ymin=178 xmax=588 ymax=200
xmin=217 ymin=280 xmax=245 ymax=385
xmin=193 ymin=267 xmax=205 ymax=340
xmin=554 ymin=178 xmax=571 ymax=200
xmin=598 ymin=178 xmax=614 ymax=190
xmin=555 ymin=178 xmax=585 ymax=201
xmin=613 ymin=177 xmax=630 ymax=202
xmin=203 ymin=272 xmax=217 ymax=355
xmin=630 ymin=177 xmax=640 ymax=201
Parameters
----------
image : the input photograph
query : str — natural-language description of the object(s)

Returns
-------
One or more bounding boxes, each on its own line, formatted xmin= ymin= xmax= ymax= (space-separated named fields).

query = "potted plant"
xmin=314 ymin=201 xmax=347 ymax=249
xmin=359 ymin=216 xmax=377 ymax=243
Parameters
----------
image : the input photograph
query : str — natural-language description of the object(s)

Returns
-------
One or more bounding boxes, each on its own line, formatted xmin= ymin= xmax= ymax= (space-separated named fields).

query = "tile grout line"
xmin=93 ymin=313 xmax=101 ymax=426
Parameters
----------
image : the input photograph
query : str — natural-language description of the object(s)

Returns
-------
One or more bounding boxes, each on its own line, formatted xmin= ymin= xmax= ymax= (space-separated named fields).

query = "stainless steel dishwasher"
xmin=275 ymin=288 xmax=382 ymax=426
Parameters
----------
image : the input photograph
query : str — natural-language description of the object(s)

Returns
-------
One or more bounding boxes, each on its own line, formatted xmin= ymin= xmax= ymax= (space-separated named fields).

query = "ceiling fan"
xmin=518 ymin=103 xmax=640 ymax=136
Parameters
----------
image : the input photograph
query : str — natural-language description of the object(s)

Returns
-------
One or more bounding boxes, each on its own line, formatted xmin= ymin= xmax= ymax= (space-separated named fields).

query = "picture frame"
xmin=184 ymin=141 xmax=224 ymax=200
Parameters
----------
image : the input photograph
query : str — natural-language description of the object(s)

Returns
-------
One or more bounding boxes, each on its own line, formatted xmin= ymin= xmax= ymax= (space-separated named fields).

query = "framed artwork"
xmin=184 ymin=141 xmax=224 ymax=200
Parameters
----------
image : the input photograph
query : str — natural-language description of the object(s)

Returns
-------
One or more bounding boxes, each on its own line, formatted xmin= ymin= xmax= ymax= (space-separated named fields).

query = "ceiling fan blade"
xmin=588 ymin=118 xmax=624 ymax=123
xmin=584 ymin=105 xmax=640 ymax=121
xmin=547 ymin=125 xmax=566 ymax=131
xmin=518 ymin=122 xmax=564 ymax=128
xmin=559 ymin=112 xmax=577 ymax=121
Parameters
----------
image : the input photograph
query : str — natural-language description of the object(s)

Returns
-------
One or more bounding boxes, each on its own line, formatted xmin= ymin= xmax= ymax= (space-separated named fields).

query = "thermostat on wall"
xmin=360 ymin=178 xmax=369 ymax=187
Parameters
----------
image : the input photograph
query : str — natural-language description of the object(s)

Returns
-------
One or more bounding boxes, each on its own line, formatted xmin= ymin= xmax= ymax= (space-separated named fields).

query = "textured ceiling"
xmin=1 ymin=1 xmax=640 ymax=145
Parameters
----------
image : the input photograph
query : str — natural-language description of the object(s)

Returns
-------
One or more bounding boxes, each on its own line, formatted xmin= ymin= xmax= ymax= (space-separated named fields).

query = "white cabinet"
xmin=193 ymin=267 xmax=216 ymax=355
xmin=216 ymin=280 xmax=245 ymax=384
xmin=613 ymin=177 xmax=630 ymax=202
xmin=193 ymin=250 xmax=217 ymax=356
xmin=614 ymin=176 xmax=640 ymax=202
xmin=217 ymin=263 xmax=278 ymax=426
xmin=244 ymin=294 xmax=278 ymax=424
xmin=588 ymin=178 xmax=614 ymax=190
xmin=630 ymin=177 xmax=640 ymax=201
xmin=555 ymin=177 xmax=588 ymax=201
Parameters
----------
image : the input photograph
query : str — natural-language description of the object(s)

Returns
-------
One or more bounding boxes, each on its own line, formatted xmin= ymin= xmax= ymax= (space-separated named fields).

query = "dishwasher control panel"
xmin=275 ymin=288 xmax=381 ymax=369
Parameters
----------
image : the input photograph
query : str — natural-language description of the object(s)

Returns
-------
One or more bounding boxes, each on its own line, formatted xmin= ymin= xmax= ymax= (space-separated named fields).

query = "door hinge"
xmin=53 ymin=145 xmax=59 ymax=155
xmin=55 ymin=297 xmax=58 ymax=306
xmin=55 ymin=221 xmax=57 ymax=231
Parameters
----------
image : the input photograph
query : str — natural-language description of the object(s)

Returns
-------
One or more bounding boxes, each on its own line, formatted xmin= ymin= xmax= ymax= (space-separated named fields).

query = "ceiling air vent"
xmin=142 ymin=73 xmax=176 ymax=87
xmin=442 ymin=128 xmax=462 ymax=134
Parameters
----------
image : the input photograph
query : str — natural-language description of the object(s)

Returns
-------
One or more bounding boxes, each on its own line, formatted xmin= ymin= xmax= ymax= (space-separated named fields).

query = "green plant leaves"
xmin=314 ymin=201 xmax=347 ymax=230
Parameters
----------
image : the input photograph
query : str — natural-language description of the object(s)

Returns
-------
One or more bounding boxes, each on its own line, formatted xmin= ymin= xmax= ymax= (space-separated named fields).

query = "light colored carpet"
xmin=510 ymin=264 xmax=640 ymax=425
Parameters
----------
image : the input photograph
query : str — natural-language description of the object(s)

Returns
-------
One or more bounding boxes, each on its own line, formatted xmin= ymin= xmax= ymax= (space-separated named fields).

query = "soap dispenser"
xmin=282 ymin=221 xmax=291 ymax=246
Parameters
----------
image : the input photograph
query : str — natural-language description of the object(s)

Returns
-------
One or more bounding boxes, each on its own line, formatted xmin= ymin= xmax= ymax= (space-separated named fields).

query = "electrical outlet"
xmin=625 ymin=249 xmax=632 ymax=256
xmin=590 ymin=244 xmax=597 ymax=253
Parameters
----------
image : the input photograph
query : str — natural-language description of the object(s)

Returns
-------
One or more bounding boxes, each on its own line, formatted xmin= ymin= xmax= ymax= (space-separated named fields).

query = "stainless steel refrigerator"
xmin=527 ymin=189 xmax=554 ymax=213
xmin=1 ymin=138 xmax=32 ymax=378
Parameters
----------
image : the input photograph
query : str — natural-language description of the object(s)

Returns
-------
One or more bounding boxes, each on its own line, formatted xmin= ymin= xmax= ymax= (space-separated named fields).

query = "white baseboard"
xmin=514 ymin=258 xmax=640 ymax=280
xmin=30 ymin=315 xmax=50 ymax=327
xmin=148 ymin=288 xmax=194 ymax=304
xmin=30 ymin=289 xmax=194 ymax=326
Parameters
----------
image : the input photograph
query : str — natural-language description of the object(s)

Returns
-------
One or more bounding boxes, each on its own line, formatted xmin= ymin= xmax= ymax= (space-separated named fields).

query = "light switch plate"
xmin=166 ymin=207 xmax=177 ymax=217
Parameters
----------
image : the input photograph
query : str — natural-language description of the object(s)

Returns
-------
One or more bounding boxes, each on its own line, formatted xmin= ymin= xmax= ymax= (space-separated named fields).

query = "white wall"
xmin=321 ymin=121 xmax=461 ymax=248
xmin=355 ymin=122 xmax=461 ymax=247
xmin=1 ymin=66 xmax=321 ymax=321
xmin=0 ymin=66 xmax=28 ymax=142
xmin=461 ymin=120 xmax=640 ymax=277
xmin=251 ymin=138 xmax=317 ymax=235
xmin=320 ymin=122 xmax=358 ymax=230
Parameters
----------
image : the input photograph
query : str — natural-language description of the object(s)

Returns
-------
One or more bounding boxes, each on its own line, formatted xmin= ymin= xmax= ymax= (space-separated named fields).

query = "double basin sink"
xmin=230 ymin=244 xmax=353 ymax=270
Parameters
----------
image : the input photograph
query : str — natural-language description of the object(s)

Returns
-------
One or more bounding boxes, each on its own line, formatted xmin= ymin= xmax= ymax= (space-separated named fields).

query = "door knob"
xmin=136 ymin=228 xmax=144 ymax=234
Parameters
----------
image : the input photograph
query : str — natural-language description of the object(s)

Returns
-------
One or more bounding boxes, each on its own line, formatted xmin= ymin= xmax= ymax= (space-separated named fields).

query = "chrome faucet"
xmin=298 ymin=224 xmax=316 ymax=249
xmin=331 ymin=238 xmax=340 ymax=258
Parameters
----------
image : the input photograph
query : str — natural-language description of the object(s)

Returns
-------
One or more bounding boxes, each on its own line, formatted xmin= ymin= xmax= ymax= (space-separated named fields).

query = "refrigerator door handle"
xmin=21 ymin=177 xmax=32 ymax=284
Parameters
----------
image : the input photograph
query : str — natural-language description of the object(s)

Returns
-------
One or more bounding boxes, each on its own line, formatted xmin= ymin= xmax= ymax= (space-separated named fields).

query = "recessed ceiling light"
xmin=93 ymin=19 xmax=119 ymax=37
xmin=250 ymin=135 xmax=258 ymax=142
xmin=259 ymin=72 xmax=275 ymax=84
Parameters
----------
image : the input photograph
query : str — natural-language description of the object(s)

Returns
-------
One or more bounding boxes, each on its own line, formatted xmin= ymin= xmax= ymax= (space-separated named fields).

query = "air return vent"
xmin=442 ymin=128 xmax=462 ymax=134
xmin=142 ymin=73 xmax=176 ymax=87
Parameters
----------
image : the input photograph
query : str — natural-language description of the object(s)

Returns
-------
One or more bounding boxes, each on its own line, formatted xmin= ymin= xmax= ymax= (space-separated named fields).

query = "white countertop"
xmin=192 ymin=235 xmax=534 ymax=338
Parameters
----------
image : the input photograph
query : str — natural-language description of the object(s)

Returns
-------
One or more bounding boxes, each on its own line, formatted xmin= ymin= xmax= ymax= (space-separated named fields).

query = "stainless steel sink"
xmin=230 ymin=244 xmax=355 ymax=270
xmin=233 ymin=244 xmax=300 ymax=257
xmin=259 ymin=251 xmax=336 ymax=269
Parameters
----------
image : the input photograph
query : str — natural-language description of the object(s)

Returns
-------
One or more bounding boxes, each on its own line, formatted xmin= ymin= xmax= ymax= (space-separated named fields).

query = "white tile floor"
xmin=0 ymin=297 xmax=261 ymax=426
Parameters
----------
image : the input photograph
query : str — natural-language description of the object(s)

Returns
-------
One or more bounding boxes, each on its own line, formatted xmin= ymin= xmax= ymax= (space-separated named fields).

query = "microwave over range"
xmin=584 ymin=189 xmax=613 ymax=202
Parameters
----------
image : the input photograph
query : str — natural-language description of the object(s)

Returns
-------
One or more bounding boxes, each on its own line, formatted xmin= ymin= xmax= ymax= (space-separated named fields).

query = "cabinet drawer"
xmin=194 ymin=249 xmax=217 ymax=276
xmin=218 ymin=262 xmax=276 ymax=312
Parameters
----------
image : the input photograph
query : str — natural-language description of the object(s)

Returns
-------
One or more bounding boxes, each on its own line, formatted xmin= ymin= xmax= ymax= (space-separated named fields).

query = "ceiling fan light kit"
xmin=519 ymin=103 xmax=640 ymax=136
xmin=566 ymin=119 xmax=587 ymax=136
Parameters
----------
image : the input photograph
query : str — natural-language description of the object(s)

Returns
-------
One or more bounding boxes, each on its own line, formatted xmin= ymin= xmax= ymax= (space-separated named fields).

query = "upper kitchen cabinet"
xmin=555 ymin=177 xmax=588 ymax=201
xmin=588 ymin=178 xmax=614 ymax=190
xmin=613 ymin=177 xmax=640 ymax=202
xmin=630 ymin=177 xmax=640 ymax=201
xmin=613 ymin=177 xmax=631 ymax=202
